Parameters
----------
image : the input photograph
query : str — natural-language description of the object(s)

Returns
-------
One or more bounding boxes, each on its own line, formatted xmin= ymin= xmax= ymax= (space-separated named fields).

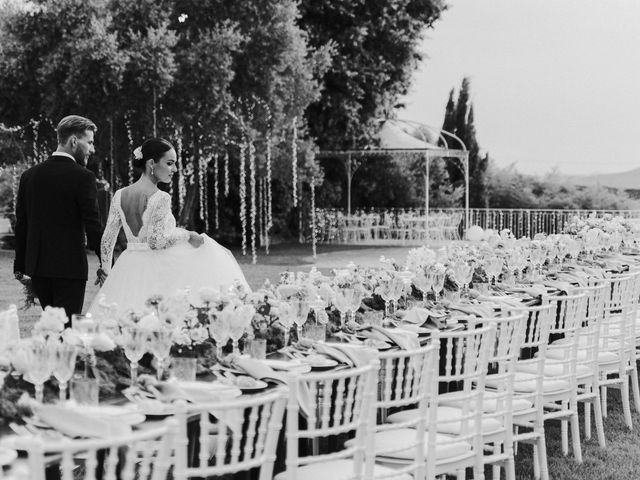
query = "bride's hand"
xmin=188 ymin=232 xmax=204 ymax=248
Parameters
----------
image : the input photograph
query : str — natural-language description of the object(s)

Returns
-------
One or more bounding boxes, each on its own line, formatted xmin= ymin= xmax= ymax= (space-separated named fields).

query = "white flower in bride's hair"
xmin=133 ymin=146 xmax=143 ymax=160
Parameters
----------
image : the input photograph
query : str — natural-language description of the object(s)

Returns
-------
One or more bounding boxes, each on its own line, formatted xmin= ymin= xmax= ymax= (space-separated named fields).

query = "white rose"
xmin=199 ymin=287 xmax=220 ymax=305
xmin=138 ymin=314 xmax=162 ymax=330
xmin=90 ymin=332 xmax=116 ymax=352
xmin=61 ymin=329 xmax=83 ymax=348
xmin=189 ymin=326 xmax=208 ymax=343
xmin=33 ymin=306 xmax=66 ymax=336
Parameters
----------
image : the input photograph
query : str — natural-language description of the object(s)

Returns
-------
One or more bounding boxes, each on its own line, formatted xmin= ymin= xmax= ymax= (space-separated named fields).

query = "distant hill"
xmin=568 ymin=167 xmax=640 ymax=190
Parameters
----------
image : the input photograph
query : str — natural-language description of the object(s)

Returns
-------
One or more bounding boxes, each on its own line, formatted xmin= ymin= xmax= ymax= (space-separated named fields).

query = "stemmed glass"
xmin=209 ymin=312 xmax=231 ymax=359
xmin=148 ymin=329 xmax=173 ymax=380
xmin=397 ymin=269 xmax=414 ymax=307
xmin=346 ymin=288 xmax=363 ymax=325
xmin=122 ymin=328 xmax=148 ymax=386
xmin=333 ymin=288 xmax=351 ymax=329
xmin=51 ymin=344 xmax=78 ymax=402
xmin=290 ymin=299 xmax=311 ymax=340
xmin=484 ymin=256 xmax=503 ymax=285
xmin=431 ymin=266 xmax=445 ymax=302
xmin=72 ymin=315 xmax=97 ymax=377
xmin=26 ymin=344 xmax=52 ymax=403
xmin=277 ymin=303 xmax=295 ymax=347
xmin=229 ymin=305 xmax=255 ymax=355
xmin=413 ymin=269 xmax=433 ymax=305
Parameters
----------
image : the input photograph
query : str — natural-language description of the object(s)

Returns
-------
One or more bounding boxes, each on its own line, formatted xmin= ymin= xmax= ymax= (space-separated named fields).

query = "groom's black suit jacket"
xmin=13 ymin=154 xmax=103 ymax=281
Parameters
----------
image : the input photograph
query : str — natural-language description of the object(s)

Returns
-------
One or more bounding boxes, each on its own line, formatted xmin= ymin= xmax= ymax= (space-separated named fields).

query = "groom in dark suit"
xmin=13 ymin=115 xmax=103 ymax=324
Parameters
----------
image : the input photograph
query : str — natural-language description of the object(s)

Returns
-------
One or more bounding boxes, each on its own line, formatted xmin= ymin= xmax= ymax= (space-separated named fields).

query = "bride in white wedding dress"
xmin=88 ymin=138 xmax=249 ymax=316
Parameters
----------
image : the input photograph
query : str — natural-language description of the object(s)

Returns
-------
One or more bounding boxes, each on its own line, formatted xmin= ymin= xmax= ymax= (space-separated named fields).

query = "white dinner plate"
xmin=0 ymin=446 xmax=17 ymax=466
xmin=263 ymin=359 xmax=312 ymax=373
xmin=70 ymin=405 xmax=146 ymax=426
xmin=304 ymin=357 xmax=339 ymax=370
xmin=235 ymin=378 xmax=269 ymax=393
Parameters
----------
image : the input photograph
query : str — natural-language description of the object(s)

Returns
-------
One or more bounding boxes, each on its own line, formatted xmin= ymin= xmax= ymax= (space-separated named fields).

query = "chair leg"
xmin=630 ymin=363 xmax=640 ymax=412
xmin=537 ymin=431 xmax=550 ymax=480
xmin=584 ymin=400 xmax=591 ymax=439
xmin=561 ymin=418 xmax=569 ymax=456
xmin=593 ymin=391 xmax=607 ymax=448
xmin=533 ymin=444 xmax=540 ymax=480
xmin=601 ymin=386 xmax=608 ymax=418
xmin=622 ymin=378 xmax=633 ymax=429
xmin=570 ymin=409 xmax=583 ymax=462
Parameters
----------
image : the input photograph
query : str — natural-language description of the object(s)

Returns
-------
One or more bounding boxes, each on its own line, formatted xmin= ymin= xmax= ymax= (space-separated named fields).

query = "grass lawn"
xmin=2 ymin=244 xmax=640 ymax=479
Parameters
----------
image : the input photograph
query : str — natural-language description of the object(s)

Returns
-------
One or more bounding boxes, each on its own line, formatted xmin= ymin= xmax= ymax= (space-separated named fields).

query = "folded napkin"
xmin=364 ymin=325 xmax=420 ymax=350
xmin=478 ymin=295 xmax=526 ymax=310
xmin=234 ymin=357 xmax=286 ymax=384
xmin=155 ymin=380 xmax=241 ymax=404
xmin=36 ymin=405 xmax=131 ymax=439
xmin=314 ymin=342 xmax=377 ymax=367
xmin=447 ymin=303 xmax=495 ymax=318
xmin=543 ymin=280 xmax=575 ymax=294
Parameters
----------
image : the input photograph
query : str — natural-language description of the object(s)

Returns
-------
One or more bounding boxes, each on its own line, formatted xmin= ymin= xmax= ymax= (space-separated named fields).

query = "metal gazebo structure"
xmin=316 ymin=119 xmax=470 ymax=237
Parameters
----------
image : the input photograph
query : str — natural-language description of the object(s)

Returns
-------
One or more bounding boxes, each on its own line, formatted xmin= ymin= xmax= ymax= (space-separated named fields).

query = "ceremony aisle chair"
xmin=350 ymin=343 xmax=442 ymax=479
xmin=438 ymin=314 xmax=526 ymax=480
xmin=513 ymin=294 xmax=588 ymax=463
xmin=20 ymin=422 xmax=173 ymax=480
xmin=491 ymin=303 xmax=555 ymax=480
xmin=386 ymin=325 xmax=497 ymax=480
xmin=172 ymin=388 xmax=287 ymax=480
xmin=275 ymin=362 xmax=390 ymax=480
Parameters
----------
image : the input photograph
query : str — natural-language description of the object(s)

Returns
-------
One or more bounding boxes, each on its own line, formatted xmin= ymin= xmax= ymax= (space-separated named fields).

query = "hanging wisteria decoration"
xmin=249 ymin=140 xmax=257 ymax=264
xmin=311 ymin=178 xmax=317 ymax=259
xmin=223 ymin=124 xmax=230 ymax=197
xmin=266 ymin=134 xmax=273 ymax=235
xmin=30 ymin=119 xmax=40 ymax=164
xmin=12 ymin=165 xmax=18 ymax=217
xmin=124 ymin=115 xmax=134 ymax=185
xmin=213 ymin=153 xmax=219 ymax=231
xmin=198 ymin=153 xmax=206 ymax=222
xmin=203 ymin=155 xmax=209 ymax=232
xmin=239 ymin=140 xmax=247 ymax=256
xmin=291 ymin=116 xmax=298 ymax=207
xmin=258 ymin=177 xmax=264 ymax=248
xmin=176 ymin=132 xmax=185 ymax=211
xmin=108 ymin=118 xmax=116 ymax=193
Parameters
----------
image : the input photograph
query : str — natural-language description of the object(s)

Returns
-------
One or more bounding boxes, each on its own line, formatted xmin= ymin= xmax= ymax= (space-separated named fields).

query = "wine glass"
xmin=209 ymin=311 xmax=231 ymax=359
xmin=346 ymin=288 xmax=363 ymax=325
xmin=51 ymin=344 xmax=78 ymax=402
xmin=122 ymin=328 xmax=148 ymax=386
xmin=333 ymin=288 xmax=351 ymax=329
xmin=148 ymin=329 xmax=173 ymax=380
xmin=228 ymin=305 xmax=255 ymax=354
xmin=26 ymin=344 xmax=52 ymax=403
xmin=277 ymin=303 xmax=295 ymax=347
xmin=290 ymin=299 xmax=311 ymax=340
xmin=431 ymin=266 xmax=445 ymax=301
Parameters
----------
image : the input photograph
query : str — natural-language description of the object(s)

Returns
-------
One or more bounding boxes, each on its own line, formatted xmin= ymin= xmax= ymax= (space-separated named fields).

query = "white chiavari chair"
xmin=18 ymin=422 xmax=173 ymax=480
xmin=173 ymin=388 xmax=288 ymax=480
xmin=493 ymin=303 xmax=555 ymax=480
xmin=345 ymin=343 xmax=439 ymax=480
xmin=386 ymin=325 xmax=497 ymax=480
xmin=514 ymin=294 xmax=587 ymax=463
xmin=275 ymin=362 xmax=388 ymax=480
xmin=439 ymin=313 xmax=526 ymax=480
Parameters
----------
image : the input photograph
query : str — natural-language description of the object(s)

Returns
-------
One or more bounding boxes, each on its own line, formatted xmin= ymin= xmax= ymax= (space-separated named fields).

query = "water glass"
xmin=170 ymin=357 xmax=197 ymax=382
xmin=51 ymin=344 xmax=78 ymax=402
xmin=248 ymin=338 xmax=267 ymax=360
xmin=70 ymin=377 xmax=99 ymax=405
xmin=123 ymin=328 xmax=148 ymax=386
xmin=149 ymin=329 xmax=173 ymax=380
xmin=301 ymin=323 xmax=327 ymax=342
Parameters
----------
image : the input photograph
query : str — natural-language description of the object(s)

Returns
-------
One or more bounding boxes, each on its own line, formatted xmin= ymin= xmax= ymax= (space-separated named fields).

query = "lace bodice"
xmin=101 ymin=189 xmax=189 ymax=274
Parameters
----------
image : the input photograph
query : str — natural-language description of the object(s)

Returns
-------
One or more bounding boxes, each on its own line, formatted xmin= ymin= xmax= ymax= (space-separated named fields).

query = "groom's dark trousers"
xmin=13 ymin=154 xmax=103 ymax=325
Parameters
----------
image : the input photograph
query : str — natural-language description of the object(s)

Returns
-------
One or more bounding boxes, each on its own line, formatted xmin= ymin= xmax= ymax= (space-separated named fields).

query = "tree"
xmin=441 ymin=77 xmax=488 ymax=207
xmin=300 ymin=0 xmax=446 ymax=150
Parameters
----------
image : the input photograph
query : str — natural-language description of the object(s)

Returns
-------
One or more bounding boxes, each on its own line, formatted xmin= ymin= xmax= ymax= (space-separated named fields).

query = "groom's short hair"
xmin=57 ymin=115 xmax=97 ymax=144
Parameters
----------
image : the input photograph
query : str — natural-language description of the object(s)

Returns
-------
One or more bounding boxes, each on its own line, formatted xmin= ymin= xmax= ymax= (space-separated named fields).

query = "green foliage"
xmin=442 ymin=78 xmax=488 ymax=208
xmin=300 ymin=0 xmax=446 ymax=149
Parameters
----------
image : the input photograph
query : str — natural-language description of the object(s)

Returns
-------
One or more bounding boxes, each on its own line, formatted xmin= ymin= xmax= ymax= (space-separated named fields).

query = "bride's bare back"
xmin=118 ymin=185 xmax=158 ymax=237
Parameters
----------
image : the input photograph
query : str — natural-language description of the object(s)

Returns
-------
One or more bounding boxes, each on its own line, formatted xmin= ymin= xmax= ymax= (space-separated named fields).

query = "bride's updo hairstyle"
xmin=132 ymin=138 xmax=174 ymax=169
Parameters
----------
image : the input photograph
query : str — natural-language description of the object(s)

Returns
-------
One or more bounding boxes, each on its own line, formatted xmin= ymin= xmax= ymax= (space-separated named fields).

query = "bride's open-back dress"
xmin=88 ymin=188 xmax=249 ymax=315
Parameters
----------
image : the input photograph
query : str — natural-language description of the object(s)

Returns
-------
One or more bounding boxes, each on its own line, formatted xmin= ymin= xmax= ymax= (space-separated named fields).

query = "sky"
xmin=400 ymin=0 xmax=640 ymax=176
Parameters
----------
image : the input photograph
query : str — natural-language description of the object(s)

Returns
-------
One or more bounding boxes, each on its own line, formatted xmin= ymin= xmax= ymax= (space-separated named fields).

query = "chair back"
xmin=368 ymin=343 xmax=439 ymax=480
xmin=284 ymin=362 xmax=378 ymax=480
xmin=173 ymin=388 xmax=287 ymax=480
xmin=21 ymin=422 xmax=173 ymax=480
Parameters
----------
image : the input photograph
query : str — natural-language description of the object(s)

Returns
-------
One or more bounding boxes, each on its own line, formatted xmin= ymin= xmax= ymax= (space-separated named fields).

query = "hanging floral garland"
xmin=12 ymin=165 xmax=18 ymax=217
xmin=213 ymin=153 xmax=219 ymax=231
xmin=108 ymin=118 xmax=116 ymax=193
xmin=125 ymin=115 xmax=134 ymax=185
xmin=203 ymin=155 xmax=210 ymax=233
xmin=291 ymin=116 xmax=298 ymax=207
xmin=239 ymin=140 xmax=247 ymax=256
xmin=249 ymin=140 xmax=257 ymax=264
xmin=176 ymin=131 xmax=185 ymax=211
xmin=30 ymin=118 xmax=40 ymax=164
xmin=311 ymin=178 xmax=317 ymax=259
xmin=198 ymin=152 xmax=205 ymax=222
xmin=223 ymin=123 xmax=230 ymax=197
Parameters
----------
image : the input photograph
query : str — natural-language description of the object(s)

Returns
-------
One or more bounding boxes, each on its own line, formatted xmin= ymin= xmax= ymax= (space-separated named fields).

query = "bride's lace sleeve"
xmin=147 ymin=193 xmax=190 ymax=250
xmin=101 ymin=192 xmax=122 ymax=275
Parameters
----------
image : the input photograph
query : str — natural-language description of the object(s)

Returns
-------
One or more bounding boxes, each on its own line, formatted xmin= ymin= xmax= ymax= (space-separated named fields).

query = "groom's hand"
xmin=188 ymin=232 xmax=204 ymax=248
xmin=95 ymin=268 xmax=108 ymax=286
